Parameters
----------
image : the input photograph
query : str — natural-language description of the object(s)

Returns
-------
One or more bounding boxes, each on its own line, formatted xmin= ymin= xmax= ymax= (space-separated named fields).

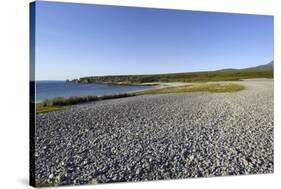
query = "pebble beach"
xmin=35 ymin=79 xmax=274 ymax=186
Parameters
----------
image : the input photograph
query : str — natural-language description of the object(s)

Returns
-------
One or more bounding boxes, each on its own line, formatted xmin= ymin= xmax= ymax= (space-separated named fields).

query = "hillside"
xmin=243 ymin=61 xmax=273 ymax=70
xmin=218 ymin=61 xmax=273 ymax=71
xmin=69 ymin=61 xmax=273 ymax=84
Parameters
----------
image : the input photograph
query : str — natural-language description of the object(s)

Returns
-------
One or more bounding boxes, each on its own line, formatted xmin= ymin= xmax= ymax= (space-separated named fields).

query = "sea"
xmin=35 ymin=80 xmax=153 ymax=102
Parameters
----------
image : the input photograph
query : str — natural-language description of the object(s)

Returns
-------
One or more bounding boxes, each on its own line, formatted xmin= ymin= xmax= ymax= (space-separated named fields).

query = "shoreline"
xmin=35 ymin=79 xmax=272 ymax=114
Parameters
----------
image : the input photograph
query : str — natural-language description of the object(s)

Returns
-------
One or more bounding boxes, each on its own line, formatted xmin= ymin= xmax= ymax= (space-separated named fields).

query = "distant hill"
xmin=243 ymin=61 xmax=273 ymax=70
xmin=69 ymin=61 xmax=273 ymax=84
xmin=218 ymin=61 xmax=273 ymax=71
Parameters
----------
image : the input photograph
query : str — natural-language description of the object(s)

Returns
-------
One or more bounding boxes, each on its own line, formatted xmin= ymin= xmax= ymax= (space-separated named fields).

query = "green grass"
xmin=136 ymin=83 xmax=244 ymax=95
xmin=36 ymin=105 xmax=64 ymax=114
xmin=36 ymin=93 xmax=136 ymax=114
xmin=73 ymin=69 xmax=273 ymax=84
xmin=88 ymin=179 xmax=98 ymax=185
xmin=35 ymin=178 xmax=59 ymax=187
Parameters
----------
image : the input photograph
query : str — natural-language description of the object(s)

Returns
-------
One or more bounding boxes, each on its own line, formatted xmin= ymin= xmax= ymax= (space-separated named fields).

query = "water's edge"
xmin=36 ymin=80 xmax=154 ymax=102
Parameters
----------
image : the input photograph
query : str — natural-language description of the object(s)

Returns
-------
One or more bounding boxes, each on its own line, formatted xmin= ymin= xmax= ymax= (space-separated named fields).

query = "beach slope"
xmin=35 ymin=79 xmax=273 ymax=186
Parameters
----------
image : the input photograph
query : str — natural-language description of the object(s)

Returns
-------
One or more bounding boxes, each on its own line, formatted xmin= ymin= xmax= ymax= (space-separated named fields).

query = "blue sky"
xmin=34 ymin=1 xmax=273 ymax=80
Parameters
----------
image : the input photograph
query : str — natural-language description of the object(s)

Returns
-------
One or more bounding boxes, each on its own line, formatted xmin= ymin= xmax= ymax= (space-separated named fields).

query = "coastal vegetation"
xmin=36 ymin=93 xmax=136 ymax=114
xmin=69 ymin=68 xmax=273 ymax=85
xmin=35 ymin=179 xmax=58 ymax=188
xmin=36 ymin=104 xmax=64 ymax=114
xmin=36 ymin=83 xmax=244 ymax=114
xmin=136 ymin=83 xmax=244 ymax=95
xmin=37 ymin=62 xmax=272 ymax=114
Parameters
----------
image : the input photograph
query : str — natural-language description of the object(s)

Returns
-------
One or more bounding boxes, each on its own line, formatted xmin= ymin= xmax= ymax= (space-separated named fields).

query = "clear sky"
xmin=34 ymin=1 xmax=273 ymax=80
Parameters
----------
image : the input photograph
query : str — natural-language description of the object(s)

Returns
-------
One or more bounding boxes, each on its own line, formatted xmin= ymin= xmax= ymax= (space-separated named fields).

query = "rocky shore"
xmin=35 ymin=79 xmax=273 ymax=186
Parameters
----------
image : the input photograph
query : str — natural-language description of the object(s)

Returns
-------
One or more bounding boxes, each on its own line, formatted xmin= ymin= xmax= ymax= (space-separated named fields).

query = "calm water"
xmin=36 ymin=81 xmax=153 ymax=102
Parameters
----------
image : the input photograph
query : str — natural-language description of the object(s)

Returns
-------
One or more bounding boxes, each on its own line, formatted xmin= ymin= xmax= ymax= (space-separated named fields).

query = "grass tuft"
xmin=35 ymin=178 xmax=58 ymax=187
xmin=88 ymin=179 xmax=98 ymax=185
